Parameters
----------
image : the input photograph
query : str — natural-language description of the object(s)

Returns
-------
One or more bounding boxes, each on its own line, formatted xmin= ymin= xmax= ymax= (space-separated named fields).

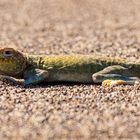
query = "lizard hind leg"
xmin=92 ymin=65 xmax=140 ymax=87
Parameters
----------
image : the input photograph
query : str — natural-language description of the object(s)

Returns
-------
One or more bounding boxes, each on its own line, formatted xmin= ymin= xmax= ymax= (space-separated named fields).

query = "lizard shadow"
xmin=26 ymin=81 xmax=94 ymax=89
xmin=4 ymin=80 xmax=95 ymax=88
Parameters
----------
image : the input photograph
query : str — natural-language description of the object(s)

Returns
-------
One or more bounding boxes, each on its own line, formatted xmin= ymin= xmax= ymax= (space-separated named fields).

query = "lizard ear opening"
xmin=3 ymin=48 xmax=14 ymax=57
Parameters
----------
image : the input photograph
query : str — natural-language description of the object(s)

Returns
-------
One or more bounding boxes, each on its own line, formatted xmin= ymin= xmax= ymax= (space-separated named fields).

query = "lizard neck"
xmin=25 ymin=54 xmax=43 ymax=68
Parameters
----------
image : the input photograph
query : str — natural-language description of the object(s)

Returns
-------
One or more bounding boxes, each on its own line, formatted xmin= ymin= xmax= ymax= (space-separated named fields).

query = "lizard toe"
xmin=102 ymin=80 xmax=125 ymax=87
xmin=102 ymin=80 xmax=112 ymax=87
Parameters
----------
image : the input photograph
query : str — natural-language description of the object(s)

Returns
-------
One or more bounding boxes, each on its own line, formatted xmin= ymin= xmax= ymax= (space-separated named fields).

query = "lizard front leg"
xmin=23 ymin=68 xmax=49 ymax=86
xmin=92 ymin=65 xmax=140 ymax=87
xmin=0 ymin=68 xmax=49 ymax=86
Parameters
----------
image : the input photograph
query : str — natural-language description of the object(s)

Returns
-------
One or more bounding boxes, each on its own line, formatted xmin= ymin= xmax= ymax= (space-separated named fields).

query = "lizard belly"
xmin=47 ymin=72 xmax=93 ymax=83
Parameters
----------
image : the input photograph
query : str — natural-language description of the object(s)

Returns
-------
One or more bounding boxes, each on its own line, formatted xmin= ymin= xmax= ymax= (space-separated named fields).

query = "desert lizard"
xmin=0 ymin=47 xmax=139 ymax=86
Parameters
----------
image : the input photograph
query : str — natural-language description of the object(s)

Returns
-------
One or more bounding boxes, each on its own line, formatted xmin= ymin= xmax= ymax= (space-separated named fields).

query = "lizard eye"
xmin=3 ymin=50 xmax=13 ymax=57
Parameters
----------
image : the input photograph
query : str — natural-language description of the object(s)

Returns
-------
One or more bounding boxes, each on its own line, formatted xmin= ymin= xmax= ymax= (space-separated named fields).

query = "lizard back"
xmin=26 ymin=55 xmax=127 ymax=83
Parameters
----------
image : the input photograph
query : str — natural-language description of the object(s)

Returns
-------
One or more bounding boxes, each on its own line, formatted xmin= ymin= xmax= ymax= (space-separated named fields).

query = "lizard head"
xmin=0 ymin=48 xmax=26 ymax=77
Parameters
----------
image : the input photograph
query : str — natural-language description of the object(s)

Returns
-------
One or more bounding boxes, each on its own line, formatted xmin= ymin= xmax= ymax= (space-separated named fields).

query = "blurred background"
xmin=0 ymin=0 xmax=140 ymax=58
xmin=1 ymin=0 xmax=140 ymax=26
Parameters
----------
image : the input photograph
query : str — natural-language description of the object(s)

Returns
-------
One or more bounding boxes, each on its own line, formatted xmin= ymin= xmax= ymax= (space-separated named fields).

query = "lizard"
xmin=0 ymin=47 xmax=139 ymax=87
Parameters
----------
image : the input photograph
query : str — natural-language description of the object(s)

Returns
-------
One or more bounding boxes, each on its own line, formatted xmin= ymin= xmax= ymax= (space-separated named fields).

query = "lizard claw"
xmin=102 ymin=80 xmax=125 ymax=87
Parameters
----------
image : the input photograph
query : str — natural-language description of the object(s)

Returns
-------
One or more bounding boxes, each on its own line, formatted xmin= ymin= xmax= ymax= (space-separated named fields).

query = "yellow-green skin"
xmin=0 ymin=48 xmax=140 ymax=85
xmin=26 ymin=54 xmax=140 ymax=83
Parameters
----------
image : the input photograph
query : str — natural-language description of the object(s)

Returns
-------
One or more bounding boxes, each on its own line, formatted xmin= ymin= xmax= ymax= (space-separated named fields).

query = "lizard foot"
xmin=102 ymin=80 xmax=125 ymax=87
xmin=0 ymin=75 xmax=23 ymax=85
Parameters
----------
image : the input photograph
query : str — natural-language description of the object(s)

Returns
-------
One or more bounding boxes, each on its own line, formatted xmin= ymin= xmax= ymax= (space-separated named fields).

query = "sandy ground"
xmin=0 ymin=0 xmax=140 ymax=139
